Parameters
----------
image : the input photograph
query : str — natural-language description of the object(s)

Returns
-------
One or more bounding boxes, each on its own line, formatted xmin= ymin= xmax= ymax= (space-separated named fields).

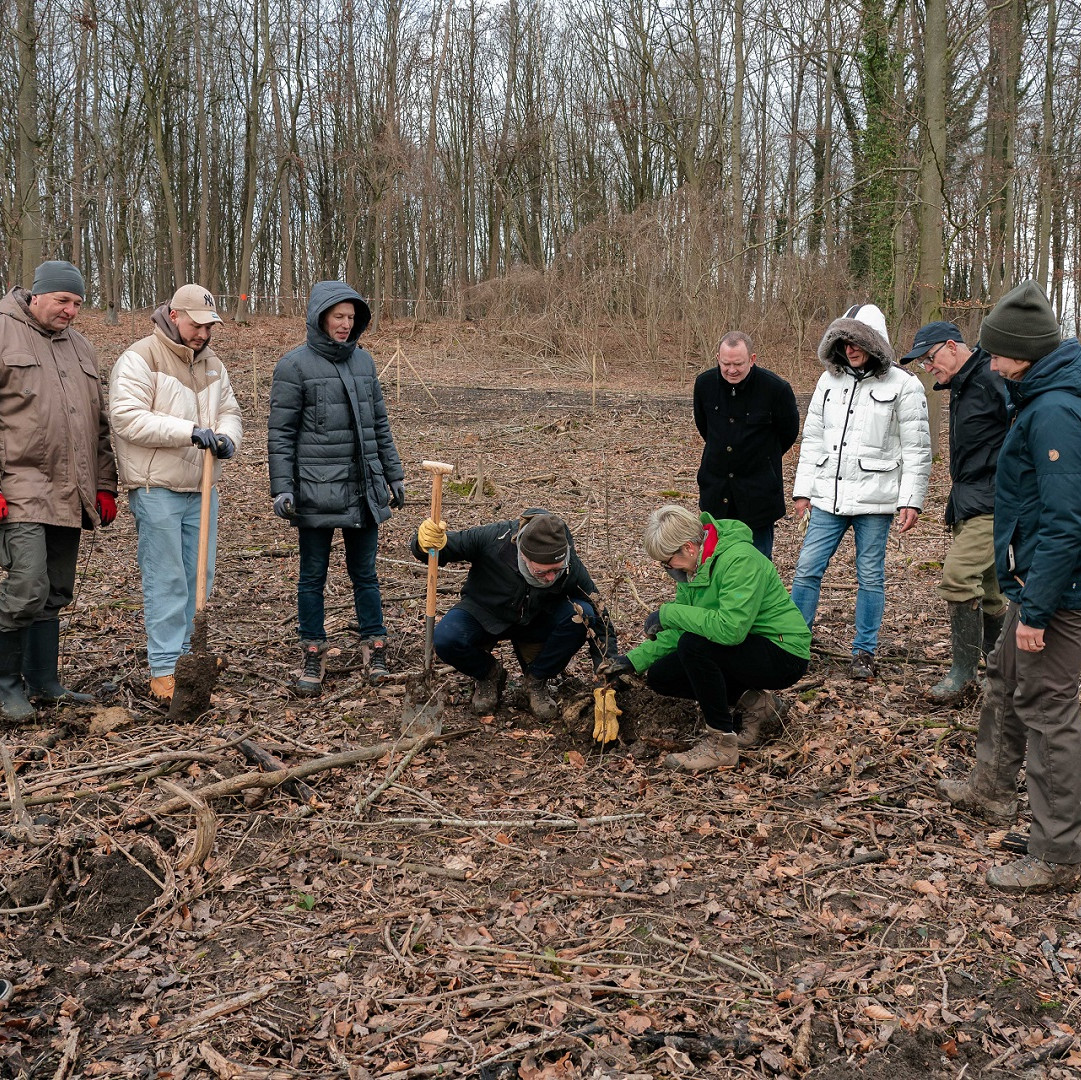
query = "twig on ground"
xmin=329 ymin=849 xmax=469 ymax=880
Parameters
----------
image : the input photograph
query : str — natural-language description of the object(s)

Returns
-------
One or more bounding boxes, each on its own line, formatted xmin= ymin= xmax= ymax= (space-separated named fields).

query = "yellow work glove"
xmin=592 ymin=687 xmax=621 ymax=744
xmin=418 ymin=517 xmax=448 ymax=551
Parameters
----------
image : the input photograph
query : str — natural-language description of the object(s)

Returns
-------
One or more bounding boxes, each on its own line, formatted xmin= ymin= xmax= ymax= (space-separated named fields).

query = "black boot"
xmin=22 ymin=619 xmax=94 ymax=704
xmin=0 ymin=630 xmax=35 ymax=722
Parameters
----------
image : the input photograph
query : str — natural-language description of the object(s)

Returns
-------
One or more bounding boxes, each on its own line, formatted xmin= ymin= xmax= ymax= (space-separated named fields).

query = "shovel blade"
xmin=169 ymin=619 xmax=219 ymax=722
xmin=401 ymin=674 xmax=444 ymax=736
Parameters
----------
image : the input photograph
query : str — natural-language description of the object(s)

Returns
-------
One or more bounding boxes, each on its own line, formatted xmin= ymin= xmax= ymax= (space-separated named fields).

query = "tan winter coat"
xmin=0 ymin=289 xmax=117 ymax=528
xmin=110 ymin=315 xmax=243 ymax=492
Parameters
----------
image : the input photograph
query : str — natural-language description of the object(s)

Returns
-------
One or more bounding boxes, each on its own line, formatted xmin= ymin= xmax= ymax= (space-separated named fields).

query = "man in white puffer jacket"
xmin=109 ymin=285 xmax=243 ymax=702
xmin=791 ymin=303 xmax=931 ymax=679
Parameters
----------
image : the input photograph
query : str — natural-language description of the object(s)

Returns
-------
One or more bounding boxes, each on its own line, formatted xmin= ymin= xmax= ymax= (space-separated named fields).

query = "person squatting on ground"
xmin=109 ymin=284 xmax=243 ymax=703
xmin=693 ymin=331 xmax=799 ymax=559
xmin=0 ymin=260 xmax=118 ymax=721
xmin=938 ymin=280 xmax=1081 ymax=894
xmin=790 ymin=303 xmax=931 ymax=680
xmin=268 ymin=281 xmax=404 ymax=696
xmin=411 ymin=510 xmax=620 ymax=720
xmin=900 ymin=321 xmax=1008 ymax=702
xmin=601 ymin=506 xmax=810 ymax=773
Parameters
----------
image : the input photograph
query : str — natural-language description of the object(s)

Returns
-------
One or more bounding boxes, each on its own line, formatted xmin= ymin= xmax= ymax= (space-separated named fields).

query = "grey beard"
xmin=517 ymin=548 xmax=565 ymax=588
xmin=664 ymin=567 xmax=689 ymax=583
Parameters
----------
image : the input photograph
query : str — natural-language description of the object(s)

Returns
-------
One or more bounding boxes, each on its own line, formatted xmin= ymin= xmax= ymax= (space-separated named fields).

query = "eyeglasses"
xmin=662 ymin=550 xmax=682 ymax=569
xmin=919 ymin=342 xmax=947 ymax=369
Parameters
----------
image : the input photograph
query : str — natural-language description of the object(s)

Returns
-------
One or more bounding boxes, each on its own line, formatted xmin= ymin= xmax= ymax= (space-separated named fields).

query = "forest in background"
xmin=2 ymin=0 xmax=1078 ymax=361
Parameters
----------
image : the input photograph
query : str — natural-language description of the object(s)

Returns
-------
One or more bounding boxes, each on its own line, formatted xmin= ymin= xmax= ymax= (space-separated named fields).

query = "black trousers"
xmin=645 ymin=631 xmax=808 ymax=732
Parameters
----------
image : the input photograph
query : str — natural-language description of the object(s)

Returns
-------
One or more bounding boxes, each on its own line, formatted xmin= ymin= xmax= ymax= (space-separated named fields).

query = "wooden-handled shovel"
xmin=401 ymin=460 xmax=454 ymax=736
xmin=169 ymin=449 xmax=220 ymax=721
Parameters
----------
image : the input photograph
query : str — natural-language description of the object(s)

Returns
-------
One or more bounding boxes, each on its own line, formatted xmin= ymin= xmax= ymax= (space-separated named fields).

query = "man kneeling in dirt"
xmin=411 ymin=510 xmax=619 ymax=718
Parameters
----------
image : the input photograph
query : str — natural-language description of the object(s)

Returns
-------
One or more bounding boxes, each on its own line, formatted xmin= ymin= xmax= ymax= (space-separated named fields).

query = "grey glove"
xmin=273 ymin=492 xmax=295 ymax=518
xmin=215 ymin=434 xmax=236 ymax=460
xmin=389 ymin=480 xmax=406 ymax=510
xmin=191 ymin=427 xmax=217 ymax=452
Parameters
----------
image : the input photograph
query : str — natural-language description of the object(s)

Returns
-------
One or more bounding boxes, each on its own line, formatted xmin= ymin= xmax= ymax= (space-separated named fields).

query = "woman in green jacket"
xmin=605 ymin=505 xmax=810 ymax=772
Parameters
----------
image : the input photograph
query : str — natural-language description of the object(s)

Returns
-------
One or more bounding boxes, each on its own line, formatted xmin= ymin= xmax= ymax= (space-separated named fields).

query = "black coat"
xmin=411 ymin=511 xmax=619 ymax=658
xmin=940 ymin=347 xmax=1008 ymax=525
xmin=693 ymin=364 xmax=800 ymax=528
xmin=268 ymin=281 xmax=403 ymax=529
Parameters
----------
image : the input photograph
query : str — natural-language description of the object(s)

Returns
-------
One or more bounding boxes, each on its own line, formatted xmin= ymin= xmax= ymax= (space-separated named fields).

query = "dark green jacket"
xmin=627 ymin=514 xmax=810 ymax=671
xmin=995 ymin=337 xmax=1081 ymax=627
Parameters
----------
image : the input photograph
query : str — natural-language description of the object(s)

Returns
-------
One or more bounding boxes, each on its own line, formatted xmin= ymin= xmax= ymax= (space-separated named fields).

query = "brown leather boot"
xmin=986 ymin=855 xmax=1081 ymax=893
xmin=937 ymin=770 xmax=1017 ymax=824
xmin=735 ymin=690 xmax=778 ymax=748
xmin=664 ymin=731 xmax=738 ymax=772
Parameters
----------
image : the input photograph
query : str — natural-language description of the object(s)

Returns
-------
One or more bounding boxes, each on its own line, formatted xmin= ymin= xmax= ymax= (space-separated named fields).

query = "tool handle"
xmin=423 ymin=462 xmax=453 ymax=620
xmin=195 ymin=449 xmax=214 ymax=612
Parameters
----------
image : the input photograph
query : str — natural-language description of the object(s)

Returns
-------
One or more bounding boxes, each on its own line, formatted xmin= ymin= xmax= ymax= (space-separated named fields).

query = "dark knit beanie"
xmin=31 ymin=260 xmax=85 ymax=299
xmin=979 ymin=279 xmax=1061 ymax=362
xmin=518 ymin=515 xmax=568 ymax=562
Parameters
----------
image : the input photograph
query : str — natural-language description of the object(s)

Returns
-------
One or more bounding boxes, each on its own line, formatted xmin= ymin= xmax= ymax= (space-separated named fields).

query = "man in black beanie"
xmin=0 ymin=261 xmax=118 ymax=721
xmin=411 ymin=509 xmax=619 ymax=720
xmin=938 ymin=279 xmax=1081 ymax=894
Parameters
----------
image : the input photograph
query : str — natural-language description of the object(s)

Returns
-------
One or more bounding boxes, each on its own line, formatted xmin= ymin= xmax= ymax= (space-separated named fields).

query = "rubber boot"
xmin=983 ymin=608 xmax=1007 ymax=659
xmin=929 ymin=601 xmax=982 ymax=703
xmin=0 ymin=630 xmax=35 ymax=723
xmin=22 ymin=619 xmax=94 ymax=704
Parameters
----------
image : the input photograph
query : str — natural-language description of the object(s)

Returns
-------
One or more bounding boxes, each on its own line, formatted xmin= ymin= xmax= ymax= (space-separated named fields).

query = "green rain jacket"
xmin=627 ymin=514 xmax=810 ymax=672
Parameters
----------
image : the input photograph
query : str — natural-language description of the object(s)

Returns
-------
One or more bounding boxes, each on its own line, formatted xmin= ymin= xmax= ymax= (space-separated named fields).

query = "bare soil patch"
xmin=1 ymin=314 xmax=1078 ymax=1079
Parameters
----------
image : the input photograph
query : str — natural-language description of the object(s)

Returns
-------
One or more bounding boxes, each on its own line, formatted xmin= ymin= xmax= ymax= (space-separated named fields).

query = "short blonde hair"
xmin=642 ymin=505 xmax=704 ymax=562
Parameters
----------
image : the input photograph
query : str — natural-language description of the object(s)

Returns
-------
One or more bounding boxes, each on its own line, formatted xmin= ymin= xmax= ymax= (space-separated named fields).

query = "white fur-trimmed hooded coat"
xmin=793 ymin=305 xmax=932 ymax=515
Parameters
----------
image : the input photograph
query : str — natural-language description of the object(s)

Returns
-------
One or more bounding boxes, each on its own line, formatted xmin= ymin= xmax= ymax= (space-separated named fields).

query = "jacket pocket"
xmin=810 ymin=453 xmax=832 ymax=500
xmin=297 ymin=462 xmax=351 ymax=515
xmin=863 ymin=389 xmax=899 ymax=447
xmin=858 ymin=456 xmax=900 ymax=504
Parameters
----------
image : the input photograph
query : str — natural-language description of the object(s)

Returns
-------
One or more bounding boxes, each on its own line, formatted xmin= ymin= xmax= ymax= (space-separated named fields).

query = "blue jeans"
xmin=434 ymin=600 xmax=593 ymax=680
xmin=790 ymin=508 xmax=891 ymax=656
xmin=130 ymin=486 xmax=218 ymax=677
xmin=297 ymin=526 xmax=384 ymax=642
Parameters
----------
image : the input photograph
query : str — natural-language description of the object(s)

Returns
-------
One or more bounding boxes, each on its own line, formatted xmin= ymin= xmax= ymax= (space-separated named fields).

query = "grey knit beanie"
xmin=518 ymin=515 xmax=569 ymax=563
xmin=979 ymin=280 xmax=1060 ymax=362
xmin=31 ymin=260 xmax=85 ymax=299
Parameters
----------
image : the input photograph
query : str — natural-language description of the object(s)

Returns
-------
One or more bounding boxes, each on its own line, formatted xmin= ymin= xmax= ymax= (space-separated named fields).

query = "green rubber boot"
xmin=23 ymin=619 xmax=94 ymax=704
xmin=929 ymin=601 xmax=981 ymax=703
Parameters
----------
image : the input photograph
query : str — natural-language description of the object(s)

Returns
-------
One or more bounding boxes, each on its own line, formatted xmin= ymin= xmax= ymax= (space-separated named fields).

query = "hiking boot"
xmin=23 ymin=619 xmax=94 ymax=704
xmin=150 ymin=675 xmax=175 ymax=702
xmin=735 ymin=689 xmax=777 ymax=748
xmin=0 ymin=629 xmax=34 ymax=723
xmin=986 ymin=855 xmax=1081 ymax=893
xmin=367 ymin=638 xmax=389 ymax=685
xmin=523 ymin=673 xmax=558 ymax=721
xmin=471 ymin=661 xmax=506 ymax=715
xmin=937 ymin=772 xmax=1017 ymax=825
xmin=664 ymin=730 xmax=738 ymax=773
xmin=296 ymin=641 xmax=327 ymax=697
xmin=929 ymin=602 xmax=981 ymax=703
xmin=849 ymin=651 xmax=876 ymax=680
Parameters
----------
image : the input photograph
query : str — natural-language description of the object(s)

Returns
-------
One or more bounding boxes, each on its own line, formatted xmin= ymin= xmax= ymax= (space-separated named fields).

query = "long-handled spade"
xmin=169 ymin=449 xmax=220 ymax=721
xmin=401 ymin=459 xmax=454 ymax=736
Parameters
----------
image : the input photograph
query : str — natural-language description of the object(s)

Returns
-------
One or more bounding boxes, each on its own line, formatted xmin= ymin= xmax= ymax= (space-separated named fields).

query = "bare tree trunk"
xmin=15 ymin=0 xmax=42 ymax=285
xmin=1035 ymin=0 xmax=1055 ymax=287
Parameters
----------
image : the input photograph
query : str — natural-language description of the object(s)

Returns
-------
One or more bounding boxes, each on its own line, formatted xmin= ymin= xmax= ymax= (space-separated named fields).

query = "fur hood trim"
xmin=817 ymin=304 xmax=894 ymax=377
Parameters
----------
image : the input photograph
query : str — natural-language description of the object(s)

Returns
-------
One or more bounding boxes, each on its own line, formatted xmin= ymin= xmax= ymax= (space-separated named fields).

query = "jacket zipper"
xmin=832 ymin=377 xmax=857 ymax=513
